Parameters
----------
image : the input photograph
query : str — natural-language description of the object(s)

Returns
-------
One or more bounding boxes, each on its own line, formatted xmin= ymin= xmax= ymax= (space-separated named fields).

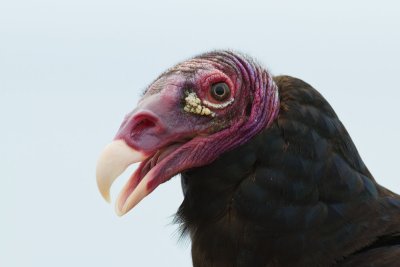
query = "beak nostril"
xmin=130 ymin=118 xmax=157 ymax=139
xmin=115 ymin=111 xmax=165 ymax=149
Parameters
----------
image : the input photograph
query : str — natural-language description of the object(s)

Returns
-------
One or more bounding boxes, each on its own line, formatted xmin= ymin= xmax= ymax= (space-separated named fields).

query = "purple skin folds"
xmin=103 ymin=51 xmax=280 ymax=212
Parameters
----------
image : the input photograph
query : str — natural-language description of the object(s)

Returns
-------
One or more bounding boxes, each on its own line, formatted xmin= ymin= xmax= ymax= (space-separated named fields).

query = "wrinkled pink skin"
xmin=114 ymin=51 xmax=280 ymax=197
xmin=115 ymin=77 xmax=206 ymax=153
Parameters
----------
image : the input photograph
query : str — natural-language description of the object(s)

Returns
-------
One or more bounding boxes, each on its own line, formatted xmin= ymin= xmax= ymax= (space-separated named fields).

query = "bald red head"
xmin=96 ymin=51 xmax=280 ymax=215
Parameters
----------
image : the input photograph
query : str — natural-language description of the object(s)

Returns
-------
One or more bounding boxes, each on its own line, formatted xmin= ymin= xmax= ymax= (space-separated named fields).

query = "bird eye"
xmin=211 ymin=82 xmax=230 ymax=101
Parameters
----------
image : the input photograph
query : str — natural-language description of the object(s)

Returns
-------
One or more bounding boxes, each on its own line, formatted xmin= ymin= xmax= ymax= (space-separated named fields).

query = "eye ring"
xmin=210 ymin=82 xmax=230 ymax=101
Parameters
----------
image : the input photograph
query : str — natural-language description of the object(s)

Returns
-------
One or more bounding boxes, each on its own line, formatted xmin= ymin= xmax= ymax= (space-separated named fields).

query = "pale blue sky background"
xmin=1 ymin=0 xmax=399 ymax=266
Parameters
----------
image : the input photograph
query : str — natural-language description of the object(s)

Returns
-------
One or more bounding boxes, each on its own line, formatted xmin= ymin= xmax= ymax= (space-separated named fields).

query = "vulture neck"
xmin=177 ymin=76 xmax=399 ymax=267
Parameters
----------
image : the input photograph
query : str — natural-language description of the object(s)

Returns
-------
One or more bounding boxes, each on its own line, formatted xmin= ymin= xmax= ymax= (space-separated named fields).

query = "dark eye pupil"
xmin=211 ymin=82 xmax=230 ymax=101
xmin=214 ymin=85 xmax=225 ymax=96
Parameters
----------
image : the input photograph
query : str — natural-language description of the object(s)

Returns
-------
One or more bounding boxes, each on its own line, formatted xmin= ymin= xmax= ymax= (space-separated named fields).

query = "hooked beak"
xmin=96 ymin=138 xmax=186 ymax=216
xmin=96 ymin=83 xmax=212 ymax=216
xmin=96 ymin=139 xmax=150 ymax=216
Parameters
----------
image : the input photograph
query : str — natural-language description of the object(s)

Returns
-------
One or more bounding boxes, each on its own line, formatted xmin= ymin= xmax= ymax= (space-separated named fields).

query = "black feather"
xmin=176 ymin=76 xmax=400 ymax=267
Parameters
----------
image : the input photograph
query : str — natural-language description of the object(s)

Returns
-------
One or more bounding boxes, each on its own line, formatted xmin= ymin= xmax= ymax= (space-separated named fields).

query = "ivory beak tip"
xmin=96 ymin=139 xmax=146 ymax=207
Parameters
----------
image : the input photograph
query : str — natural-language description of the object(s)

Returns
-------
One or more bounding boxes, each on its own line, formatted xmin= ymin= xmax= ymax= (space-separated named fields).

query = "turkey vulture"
xmin=96 ymin=51 xmax=400 ymax=266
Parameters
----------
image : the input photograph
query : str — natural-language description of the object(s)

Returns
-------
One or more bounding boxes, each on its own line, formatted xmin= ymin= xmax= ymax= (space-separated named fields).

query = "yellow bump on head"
xmin=183 ymin=91 xmax=215 ymax=117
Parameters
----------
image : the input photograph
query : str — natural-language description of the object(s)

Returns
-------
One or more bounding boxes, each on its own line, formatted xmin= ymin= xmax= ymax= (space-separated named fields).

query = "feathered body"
xmin=178 ymin=76 xmax=400 ymax=266
xmin=96 ymin=51 xmax=400 ymax=267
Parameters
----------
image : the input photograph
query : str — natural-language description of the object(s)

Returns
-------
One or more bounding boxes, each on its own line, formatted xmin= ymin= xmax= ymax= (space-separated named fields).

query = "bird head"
xmin=96 ymin=51 xmax=280 ymax=216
